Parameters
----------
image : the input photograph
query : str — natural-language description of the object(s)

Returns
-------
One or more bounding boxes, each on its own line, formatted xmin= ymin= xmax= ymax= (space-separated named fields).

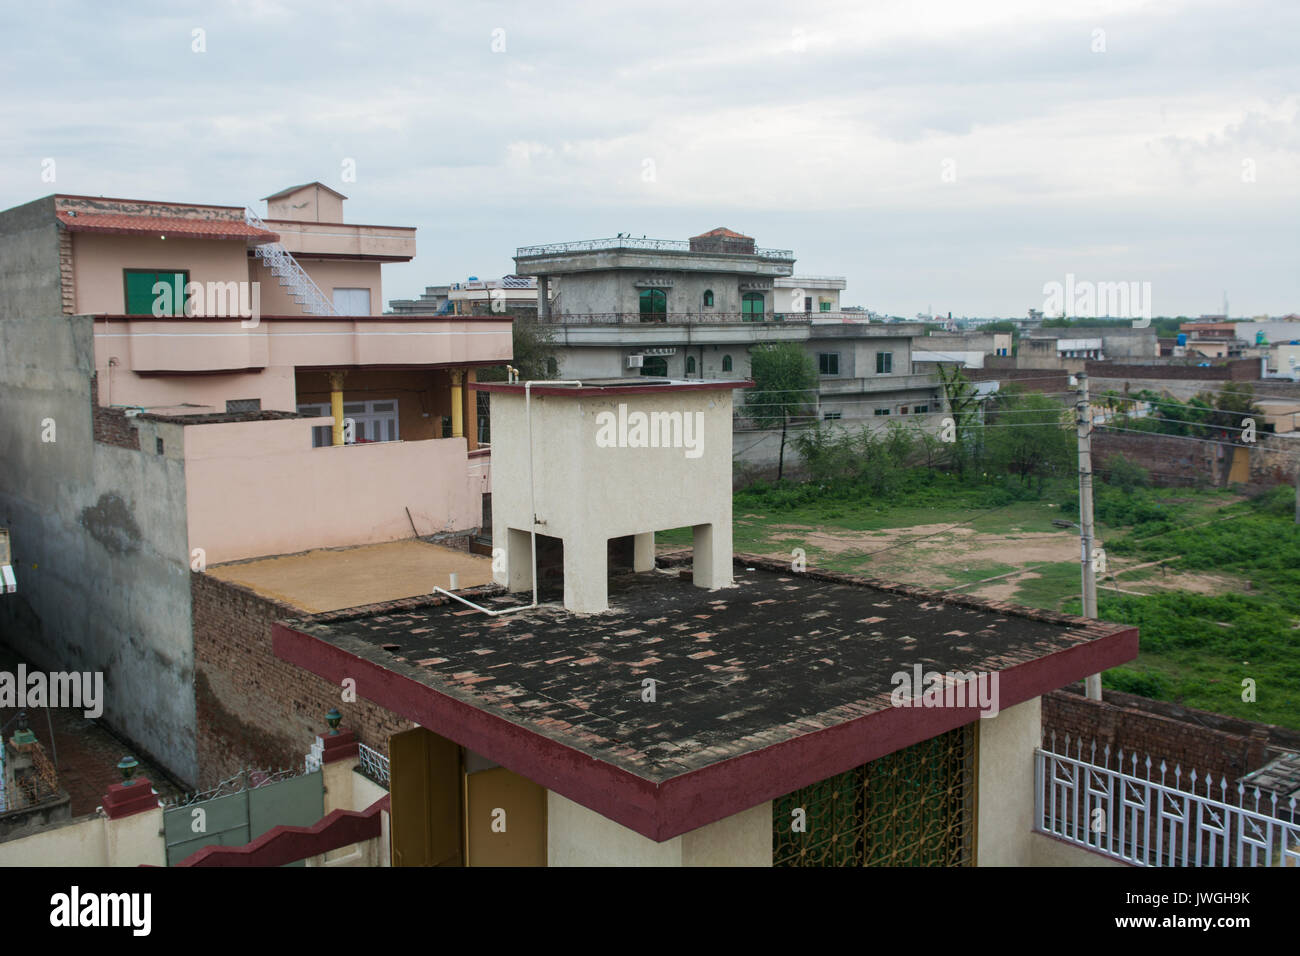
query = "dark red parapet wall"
xmin=172 ymin=795 xmax=389 ymax=868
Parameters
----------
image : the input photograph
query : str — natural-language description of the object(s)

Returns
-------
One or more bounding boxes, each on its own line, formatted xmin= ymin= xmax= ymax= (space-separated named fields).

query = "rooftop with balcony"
xmin=514 ymin=227 xmax=795 ymax=278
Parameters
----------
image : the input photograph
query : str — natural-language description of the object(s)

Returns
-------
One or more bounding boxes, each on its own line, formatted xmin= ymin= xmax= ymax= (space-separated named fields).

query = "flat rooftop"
xmin=209 ymin=540 xmax=493 ymax=614
xmin=275 ymin=553 xmax=1137 ymax=839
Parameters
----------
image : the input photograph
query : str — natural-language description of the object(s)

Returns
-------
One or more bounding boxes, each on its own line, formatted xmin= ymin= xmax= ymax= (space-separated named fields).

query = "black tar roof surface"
xmin=282 ymin=554 xmax=1136 ymax=785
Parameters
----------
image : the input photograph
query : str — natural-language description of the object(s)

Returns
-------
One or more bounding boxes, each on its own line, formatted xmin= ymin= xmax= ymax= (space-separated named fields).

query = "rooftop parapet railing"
xmin=516 ymin=237 xmax=794 ymax=258
xmin=356 ymin=743 xmax=390 ymax=789
xmin=1035 ymin=732 xmax=1300 ymax=867
xmin=546 ymin=312 xmax=814 ymax=326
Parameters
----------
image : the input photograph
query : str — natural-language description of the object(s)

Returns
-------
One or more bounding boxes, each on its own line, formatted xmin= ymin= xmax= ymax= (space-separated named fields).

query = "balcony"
xmin=93 ymin=315 xmax=512 ymax=374
xmin=818 ymin=372 xmax=939 ymax=395
xmin=553 ymin=312 xmax=813 ymax=326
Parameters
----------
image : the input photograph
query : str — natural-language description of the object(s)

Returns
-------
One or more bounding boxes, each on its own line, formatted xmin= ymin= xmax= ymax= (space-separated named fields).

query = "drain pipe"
xmin=432 ymin=379 xmax=584 ymax=616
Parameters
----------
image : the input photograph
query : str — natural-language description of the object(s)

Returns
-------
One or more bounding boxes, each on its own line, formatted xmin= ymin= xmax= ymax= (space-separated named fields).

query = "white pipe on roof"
xmin=432 ymin=379 xmax=585 ymax=616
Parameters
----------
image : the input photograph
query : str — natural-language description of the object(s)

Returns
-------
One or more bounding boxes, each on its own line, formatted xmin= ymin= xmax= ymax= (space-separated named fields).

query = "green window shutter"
xmin=124 ymin=270 xmax=187 ymax=315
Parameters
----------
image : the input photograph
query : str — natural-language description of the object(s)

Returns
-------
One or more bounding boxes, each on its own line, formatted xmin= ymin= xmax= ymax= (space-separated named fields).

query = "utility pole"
xmin=1077 ymin=373 xmax=1101 ymax=700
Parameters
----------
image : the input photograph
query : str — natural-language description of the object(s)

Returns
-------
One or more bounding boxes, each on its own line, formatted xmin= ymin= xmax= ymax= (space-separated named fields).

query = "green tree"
xmin=935 ymin=363 xmax=982 ymax=476
xmin=1206 ymin=382 xmax=1261 ymax=442
xmin=476 ymin=315 xmax=560 ymax=382
xmin=984 ymin=391 xmax=1074 ymax=493
xmin=745 ymin=343 xmax=819 ymax=480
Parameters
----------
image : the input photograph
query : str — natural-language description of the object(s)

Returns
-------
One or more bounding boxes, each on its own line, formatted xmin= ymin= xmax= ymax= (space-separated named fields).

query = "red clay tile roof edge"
xmin=57 ymin=212 xmax=278 ymax=243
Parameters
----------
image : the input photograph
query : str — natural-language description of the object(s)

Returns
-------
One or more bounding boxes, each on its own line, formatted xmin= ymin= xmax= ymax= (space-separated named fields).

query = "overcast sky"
xmin=2 ymin=0 xmax=1296 ymax=317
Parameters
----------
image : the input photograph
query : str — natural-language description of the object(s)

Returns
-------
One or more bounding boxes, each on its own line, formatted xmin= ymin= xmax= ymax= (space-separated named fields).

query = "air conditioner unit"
xmin=626 ymin=355 xmax=644 ymax=369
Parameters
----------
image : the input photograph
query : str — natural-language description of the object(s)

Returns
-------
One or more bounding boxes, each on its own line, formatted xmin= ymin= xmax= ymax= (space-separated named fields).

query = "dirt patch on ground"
xmin=973 ymin=570 xmax=1043 ymax=603
xmin=1104 ymin=568 xmax=1244 ymax=597
xmin=767 ymin=522 xmax=1081 ymax=565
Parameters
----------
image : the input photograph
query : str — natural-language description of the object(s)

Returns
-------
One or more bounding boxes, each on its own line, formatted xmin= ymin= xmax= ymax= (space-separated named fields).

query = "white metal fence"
xmin=1035 ymin=735 xmax=1300 ymax=867
xmin=357 ymin=743 xmax=390 ymax=789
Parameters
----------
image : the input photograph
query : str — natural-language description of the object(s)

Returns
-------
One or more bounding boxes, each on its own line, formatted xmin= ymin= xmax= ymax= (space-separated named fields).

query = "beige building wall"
xmin=0 ymin=805 xmax=164 ymax=867
xmin=1029 ymin=832 xmax=1130 ymax=866
xmin=72 ymin=232 xmax=250 ymax=314
xmin=183 ymin=417 xmax=481 ymax=564
xmin=547 ymin=792 xmax=772 ymax=866
xmin=253 ymin=256 xmax=384 ymax=315
xmin=976 ymin=696 xmax=1041 ymax=866
xmin=94 ymin=363 xmax=297 ymax=413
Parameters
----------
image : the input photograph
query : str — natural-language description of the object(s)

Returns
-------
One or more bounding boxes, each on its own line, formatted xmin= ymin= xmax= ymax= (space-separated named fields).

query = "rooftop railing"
xmin=516 ymin=237 xmax=794 ymax=258
xmin=357 ymin=742 xmax=390 ymax=789
xmin=1035 ymin=733 xmax=1299 ymax=867
xmin=550 ymin=312 xmax=814 ymax=326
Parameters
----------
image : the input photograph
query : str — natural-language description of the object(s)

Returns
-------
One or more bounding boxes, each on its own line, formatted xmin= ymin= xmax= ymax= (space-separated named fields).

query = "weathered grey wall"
xmin=0 ymin=197 xmax=63 ymax=319
xmin=554 ymin=270 xmax=772 ymax=316
xmin=553 ymin=343 xmax=753 ymax=381
xmin=0 ymin=314 xmax=197 ymax=783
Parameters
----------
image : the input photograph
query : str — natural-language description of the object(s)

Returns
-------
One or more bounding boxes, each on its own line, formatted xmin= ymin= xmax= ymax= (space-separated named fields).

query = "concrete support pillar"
xmin=450 ymin=369 xmax=465 ymax=439
xmin=563 ymin=535 xmax=607 ymax=613
xmin=328 ymin=370 xmax=347 ymax=446
xmin=319 ymin=726 xmax=360 ymax=814
xmin=692 ymin=522 xmax=731 ymax=590
xmin=633 ymin=532 xmax=655 ymax=572
xmin=102 ymin=776 xmax=165 ymax=867
xmin=976 ymin=697 xmax=1041 ymax=866
xmin=538 ymin=276 xmax=550 ymax=321
xmin=501 ymin=528 xmax=533 ymax=592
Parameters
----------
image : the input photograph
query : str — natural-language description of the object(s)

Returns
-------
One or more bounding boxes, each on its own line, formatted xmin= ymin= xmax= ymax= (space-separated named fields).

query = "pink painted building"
xmin=0 ymin=184 xmax=511 ymax=782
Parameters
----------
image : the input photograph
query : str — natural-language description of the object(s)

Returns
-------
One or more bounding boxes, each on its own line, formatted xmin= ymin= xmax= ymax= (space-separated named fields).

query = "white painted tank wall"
xmin=489 ymin=386 xmax=735 ymax=610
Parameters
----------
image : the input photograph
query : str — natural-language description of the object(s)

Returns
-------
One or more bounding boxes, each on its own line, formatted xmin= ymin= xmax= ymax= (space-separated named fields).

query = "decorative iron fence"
xmin=357 ymin=743 xmax=390 ymax=789
xmin=1035 ymin=734 xmax=1300 ymax=867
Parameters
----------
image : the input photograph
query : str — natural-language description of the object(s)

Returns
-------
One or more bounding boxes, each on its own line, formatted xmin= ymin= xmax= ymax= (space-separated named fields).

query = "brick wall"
xmin=967 ymin=367 xmax=1071 ymax=393
xmin=1091 ymin=429 xmax=1220 ymax=486
xmin=192 ymin=572 xmax=415 ymax=788
xmin=1042 ymin=688 xmax=1294 ymax=790
xmin=1086 ymin=359 xmax=1260 ymax=381
xmin=89 ymin=371 xmax=140 ymax=450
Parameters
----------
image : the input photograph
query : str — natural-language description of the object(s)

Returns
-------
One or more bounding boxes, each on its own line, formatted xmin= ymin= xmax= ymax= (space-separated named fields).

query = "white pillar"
xmin=633 ymin=532 xmax=655 ymax=572
xmin=564 ymin=535 xmax=608 ymax=613
xmin=692 ymin=523 xmax=732 ymax=590
xmin=502 ymin=527 xmax=533 ymax=593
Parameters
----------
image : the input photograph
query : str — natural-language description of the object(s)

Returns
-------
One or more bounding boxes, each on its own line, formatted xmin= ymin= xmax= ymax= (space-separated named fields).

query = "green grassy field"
xmin=660 ymin=479 xmax=1300 ymax=729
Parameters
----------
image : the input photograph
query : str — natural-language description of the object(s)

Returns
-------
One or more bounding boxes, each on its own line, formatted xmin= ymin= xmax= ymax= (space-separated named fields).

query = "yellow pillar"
xmin=329 ymin=370 xmax=347 ymax=446
xmin=466 ymin=368 xmax=479 ymax=451
xmin=450 ymin=369 xmax=464 ymax=439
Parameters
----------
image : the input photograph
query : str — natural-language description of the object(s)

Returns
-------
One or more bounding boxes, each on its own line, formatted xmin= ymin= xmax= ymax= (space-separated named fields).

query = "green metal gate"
xmin=773 ymin=723 xmax=976 ymax=866
xmin=164 ymin=769 xmax=324 ymax=866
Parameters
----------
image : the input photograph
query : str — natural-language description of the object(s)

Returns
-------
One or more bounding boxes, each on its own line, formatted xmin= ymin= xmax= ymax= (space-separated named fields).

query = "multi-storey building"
xmin=509 ymin=228 xmax=944 ymax=428
xmin=0 ymin=183 xmax=509 ymax=783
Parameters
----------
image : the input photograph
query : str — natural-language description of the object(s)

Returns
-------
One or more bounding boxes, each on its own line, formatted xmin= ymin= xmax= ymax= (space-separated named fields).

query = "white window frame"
xmin=332 ymin=287 xmax=373 ymax=316
xmin=297 ymin=399 xmax=400 ymax=445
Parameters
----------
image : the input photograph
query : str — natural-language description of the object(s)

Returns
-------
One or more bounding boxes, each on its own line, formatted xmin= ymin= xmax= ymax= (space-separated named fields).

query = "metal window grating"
xmin=773 ymin=723 xmax=976 ymax=866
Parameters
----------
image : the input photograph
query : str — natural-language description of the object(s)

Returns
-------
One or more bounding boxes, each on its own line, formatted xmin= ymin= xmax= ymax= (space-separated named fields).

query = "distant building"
xmin=511 ymin=229 xmax=942 ymax=427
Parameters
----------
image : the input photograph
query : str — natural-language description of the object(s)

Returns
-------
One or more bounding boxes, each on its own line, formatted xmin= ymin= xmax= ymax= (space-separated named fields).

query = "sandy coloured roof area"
xmin=208 ymin=539 xmax=493 ymax=613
